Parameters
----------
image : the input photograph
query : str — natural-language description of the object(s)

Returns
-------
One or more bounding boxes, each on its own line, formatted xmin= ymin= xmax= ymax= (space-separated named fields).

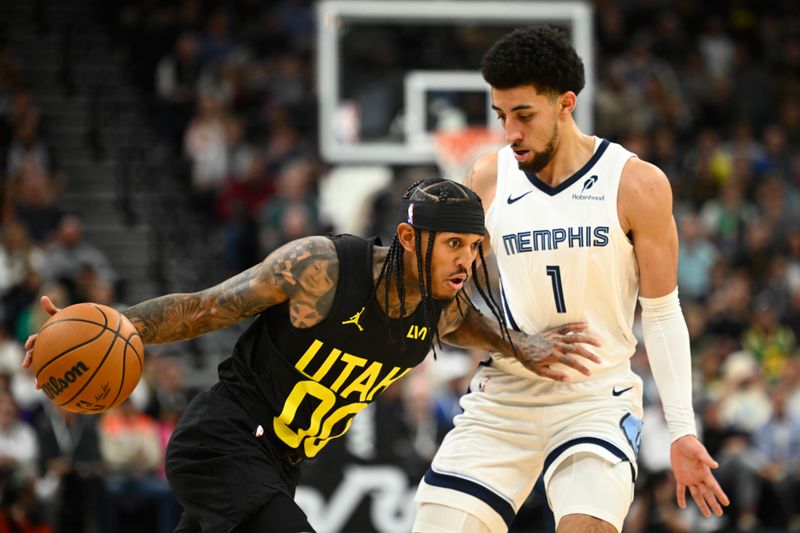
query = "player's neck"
xmin=535 ymin=125 xmax=595 ymax=187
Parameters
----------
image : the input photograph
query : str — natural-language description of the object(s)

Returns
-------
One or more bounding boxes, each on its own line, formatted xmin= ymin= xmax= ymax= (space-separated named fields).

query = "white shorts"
xmin=414 ymin=359 xmax=643 ymax=532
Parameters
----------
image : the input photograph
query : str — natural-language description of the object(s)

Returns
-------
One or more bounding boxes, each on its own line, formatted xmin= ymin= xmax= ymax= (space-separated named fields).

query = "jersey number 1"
xmin=546 ymin=265 xmax=567 ymax=313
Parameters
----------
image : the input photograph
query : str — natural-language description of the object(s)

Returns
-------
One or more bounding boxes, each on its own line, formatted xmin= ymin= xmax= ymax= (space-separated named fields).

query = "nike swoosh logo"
xmin=507 ymin=191 xmax=533 ymax=204
xmin=612 ymin=386 xmax=633 ymax=397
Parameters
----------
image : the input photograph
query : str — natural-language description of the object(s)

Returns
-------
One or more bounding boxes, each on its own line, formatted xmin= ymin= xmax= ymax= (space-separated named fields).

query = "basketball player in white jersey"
xmin=413 ymin=26 xmax=729 ymax=533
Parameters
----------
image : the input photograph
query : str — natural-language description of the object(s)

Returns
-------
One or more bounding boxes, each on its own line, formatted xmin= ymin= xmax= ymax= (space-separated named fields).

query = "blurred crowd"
xmin=0 ymin=0 xmax=798 ymax=532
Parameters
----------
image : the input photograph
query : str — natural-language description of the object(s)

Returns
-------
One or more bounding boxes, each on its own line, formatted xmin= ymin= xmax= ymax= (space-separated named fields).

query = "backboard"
xmin=316 ymin=0 xmax=594 ymax=164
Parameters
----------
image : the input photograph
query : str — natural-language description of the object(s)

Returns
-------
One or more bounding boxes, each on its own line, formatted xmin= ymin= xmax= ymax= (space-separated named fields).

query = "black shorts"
xmin=165 ymin=389 xmax=311 ymax=532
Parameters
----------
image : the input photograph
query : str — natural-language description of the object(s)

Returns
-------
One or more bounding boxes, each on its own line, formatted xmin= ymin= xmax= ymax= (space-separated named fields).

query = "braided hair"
xmin=373 ymin=178 xmax=513 ymax=357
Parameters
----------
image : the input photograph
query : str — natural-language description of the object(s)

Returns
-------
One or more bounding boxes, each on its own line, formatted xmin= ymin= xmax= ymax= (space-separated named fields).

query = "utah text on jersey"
xmin=273 ymin=338 xmax=415 ymax=457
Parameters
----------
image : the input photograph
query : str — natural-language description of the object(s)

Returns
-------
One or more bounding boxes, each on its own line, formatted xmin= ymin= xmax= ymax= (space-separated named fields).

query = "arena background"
xmin=0 ymin=0 xmax=799 ymax=532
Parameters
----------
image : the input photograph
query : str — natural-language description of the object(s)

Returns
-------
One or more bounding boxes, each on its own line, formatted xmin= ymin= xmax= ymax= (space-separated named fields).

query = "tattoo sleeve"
xmin=439 ymin=303 xmax=511 ymax=354
xmin=123 ymin=236 xmax=339 ymax=344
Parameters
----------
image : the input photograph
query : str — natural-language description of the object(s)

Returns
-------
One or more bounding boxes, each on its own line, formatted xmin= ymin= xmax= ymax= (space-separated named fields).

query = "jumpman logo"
xmin=342 ymin=307 xmax=365 ymax=331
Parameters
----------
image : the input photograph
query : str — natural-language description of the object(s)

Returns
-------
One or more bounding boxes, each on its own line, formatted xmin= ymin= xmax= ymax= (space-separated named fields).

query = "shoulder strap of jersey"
xmin=328 ymin=234 xmax=376 ymax=314
xmin=490 ymin=146 xmax=515 ymax=214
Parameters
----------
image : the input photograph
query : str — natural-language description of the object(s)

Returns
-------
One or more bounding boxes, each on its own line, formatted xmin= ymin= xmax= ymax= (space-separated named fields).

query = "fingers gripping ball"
xmin=33 ymin=303 xmax=143 ymax=414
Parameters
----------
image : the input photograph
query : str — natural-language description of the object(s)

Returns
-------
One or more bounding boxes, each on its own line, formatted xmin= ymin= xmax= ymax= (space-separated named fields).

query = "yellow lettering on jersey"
xmin=273 ymin=380 xmax=336 ymax=448
xmin=303 ymin=401 xmax=369 ymax=457
xmin=406 ymin=325 xmax=428 ymax=340
xmin=295 ymin=339 xmax=324 ymax=377
xmin=366 ymin=366 xmax=412 ymax=401
xmin=340 ymin=361 xmax=383 ymax=402
xmin=329 ymin=353 xmax=367 ymax=393
xmin=295 ymin=340 xmax=342 ymax=382
xmin=310 ymin=348 xmax=342 ymax=381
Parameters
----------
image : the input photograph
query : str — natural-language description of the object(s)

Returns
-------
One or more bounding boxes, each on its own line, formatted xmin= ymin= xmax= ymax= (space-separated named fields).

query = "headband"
xmin=404 ymin=200 xmax=485 ymax=235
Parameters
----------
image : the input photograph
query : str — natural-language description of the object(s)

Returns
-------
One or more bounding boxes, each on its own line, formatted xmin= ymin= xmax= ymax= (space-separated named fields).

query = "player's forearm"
xmin=640 ymin=288 xmax=697 ymax=441
xmin=442 ymin=306 xmax=512 ymax=354
xmin=122 ymin=293 xmax=220 ymax=344
xmin=123 ymin=263 xmax=275 ymax=344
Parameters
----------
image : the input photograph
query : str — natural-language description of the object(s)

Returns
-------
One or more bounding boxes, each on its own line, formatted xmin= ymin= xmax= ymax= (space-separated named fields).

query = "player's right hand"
xmin=22 ymin=295 xmax=61 ymax=372
xmin=510 ymin=322 xmax=602 ymax=381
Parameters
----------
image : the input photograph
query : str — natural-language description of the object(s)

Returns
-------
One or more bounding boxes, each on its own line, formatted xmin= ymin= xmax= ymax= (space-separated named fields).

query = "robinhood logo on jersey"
xmin=573 ymin=175 xmax=604 ymax=201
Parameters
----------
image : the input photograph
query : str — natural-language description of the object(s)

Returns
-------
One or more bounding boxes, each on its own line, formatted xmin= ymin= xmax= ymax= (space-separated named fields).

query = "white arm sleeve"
xmin=639 ymin=287 xmax=697 ymax=442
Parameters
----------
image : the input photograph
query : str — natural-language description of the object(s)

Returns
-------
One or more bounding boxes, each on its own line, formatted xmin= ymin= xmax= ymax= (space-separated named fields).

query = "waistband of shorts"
xmin=211 ymin=382 xmax=307 ymax=466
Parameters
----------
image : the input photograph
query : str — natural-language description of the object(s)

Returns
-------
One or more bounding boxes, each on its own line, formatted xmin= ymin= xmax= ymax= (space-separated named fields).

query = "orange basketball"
xmin=32 ymin=302 xmax=143 ymax=414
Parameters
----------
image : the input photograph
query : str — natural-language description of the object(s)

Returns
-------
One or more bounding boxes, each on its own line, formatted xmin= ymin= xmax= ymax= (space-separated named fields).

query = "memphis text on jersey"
xmin=501 ymin=225 xmax=610 ymax=255
xmin=273 ymin=338 xmax=419 ymax=458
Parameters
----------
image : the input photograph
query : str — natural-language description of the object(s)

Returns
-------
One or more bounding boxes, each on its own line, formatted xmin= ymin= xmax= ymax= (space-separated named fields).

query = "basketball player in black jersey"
xmin=23 ymin=178 xmax=600 ymax=533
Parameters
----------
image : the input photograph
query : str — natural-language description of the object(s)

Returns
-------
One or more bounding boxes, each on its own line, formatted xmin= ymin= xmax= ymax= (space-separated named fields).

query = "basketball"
xmin=32 ymin=303 xmax=144 ymax=414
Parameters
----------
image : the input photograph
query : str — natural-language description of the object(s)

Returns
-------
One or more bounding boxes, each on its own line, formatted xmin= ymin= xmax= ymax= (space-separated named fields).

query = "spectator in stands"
xmin=429 ymin=347 xmax=481 ymax=441
xmin=625 ymin=470 xmax=697 ymax=533
xmin=783 ymin=355 xmax=800 ymax=421
xmin=700 ymin=178 xmax=758 ymax=256
xmin=12 ymin=282 xmax=67 ymax=347
xmin=0 ymin=392 xmax=38 ymax=485
xmin=735 ymin=216 xmax=779 ymax=286
xmin=677 ymin=212 xmax=718 ymax=302
xmin=0 ymin=265 xmax=43 ymax=343
xmin=197 ymin=11 xmax=238 ymax=65
xmin=717 ymin=351 xmax=772 ymax=433
xmin=0 ymin=222 xmax=43 ymax=296
xmin=785 ymin=227 xmax=800 ymax=292
xmin=221 ymin=116 xmax=257 ymax=181
xmin=753 ymin=387 xmax=800 ymax=529
xmin=742 ymin=296 xmax=796 ymax=383
xmin=0 ymin=326 xmax=38 ymax=419
xmin=261 ymin=117 xmax=306 ymax=175
xmin=33 ymin=403 xmax=103 ymax=533
xmin=143 ymin=355 xmax=193 ymax=425
xmin=787 ymin=289 xmax=800 ymax=345
xmin=183 ymin=90 xmax=231 ymax=214
xmin=216 ymin=149 xmax=273 ymax=275
xmin=594 ymin=61 xmax=639 ymax=140
xmin=4 ymin=91 xmax=40 ymax=154
xmin=216 ymin=151 xmax=273 ymax=223
xmin=99 ymin=400 xmax=176 ymax=533
xmin=142 ymin=355 xmax=194 ymax=481
xmin=40 ymin=215 xmax=117 ymax=301
xmin=706 ymin=270 xmax=753 ymax=340
xmin=258 ymin=159 xmax=319 ymax=254
xmin=5 ymin=110 xmax=49 ymax=181
xmin=155 ymin=32 xmax=203 ymax=150
xmin=9 ymin=157 xmax=62 ymax=245
xmin=702 ymin=402 xmax=765 ymax=532
xmin=755 ymin=124 xmax=795 ymax=180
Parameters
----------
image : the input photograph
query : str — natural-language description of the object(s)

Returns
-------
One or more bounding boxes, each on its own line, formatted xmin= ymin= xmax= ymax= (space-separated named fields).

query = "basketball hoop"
xmin=433 ymin=126 xmax=505 ymax=181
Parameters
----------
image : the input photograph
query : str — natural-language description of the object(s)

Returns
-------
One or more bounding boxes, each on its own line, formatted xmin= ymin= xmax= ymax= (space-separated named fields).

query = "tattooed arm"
xmin=123 ymin=236 xmax=339 ymax=344
xmin=22 ymin=236 xmax=338 ymax=368
xmin=438 ymin=302 xmax=603 ymax=382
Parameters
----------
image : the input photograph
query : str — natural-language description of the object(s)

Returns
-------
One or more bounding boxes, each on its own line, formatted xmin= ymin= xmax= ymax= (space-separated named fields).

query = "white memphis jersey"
xmin=487 ymin=137 xmax=639 ymax=382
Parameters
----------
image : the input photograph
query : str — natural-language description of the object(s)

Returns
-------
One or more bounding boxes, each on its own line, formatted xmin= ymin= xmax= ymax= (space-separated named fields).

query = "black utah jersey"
xmin=215 ymin=234 xmax=444 ymax=459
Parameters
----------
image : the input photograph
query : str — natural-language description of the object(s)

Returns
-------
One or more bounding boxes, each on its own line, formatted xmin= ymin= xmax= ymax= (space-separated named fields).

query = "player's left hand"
xmin=670 ymin=435 xmax=730 ymax=517
xmin=22 ymin=295 xmax=61 ymax=372
xmin=509 ymin=322 xmax=601 ymax=381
